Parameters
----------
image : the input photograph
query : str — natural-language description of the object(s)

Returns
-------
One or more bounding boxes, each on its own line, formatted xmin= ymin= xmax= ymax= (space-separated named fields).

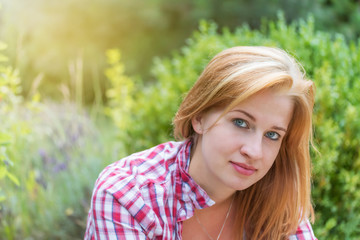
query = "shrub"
xmin=106 ymin=15 xmax=360 ymax=239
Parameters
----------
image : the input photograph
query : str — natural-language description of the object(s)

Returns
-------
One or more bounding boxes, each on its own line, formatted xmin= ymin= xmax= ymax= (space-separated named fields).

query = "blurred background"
xmin=0 ymin=0 xmax=359 ymax=239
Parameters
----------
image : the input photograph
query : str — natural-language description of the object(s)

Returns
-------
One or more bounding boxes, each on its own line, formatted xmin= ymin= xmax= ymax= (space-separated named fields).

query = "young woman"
xmin=85 ymin=46 xmax=317 ymax=239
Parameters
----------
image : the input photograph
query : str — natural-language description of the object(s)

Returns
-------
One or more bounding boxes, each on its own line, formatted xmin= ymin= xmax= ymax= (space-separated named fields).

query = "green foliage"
xmin=0 ymin=103 xmax=114 ymax=239
xmin=0 ymin=42 xmax=22 ymax=109
xmin=312 ymin=0 xmax=360 ymax=40
xmin=0 ymin=41 xmax=21 ymax=205
xmin=104 ymin=49 xmax=140 ymax=156
xmin=106 ymin=16 xmax=360 ymax=239
xmin=0 ymin=131 xmax=18 ymax=204
xmin=105 ymin=50 xmax=135 ymax=134
xmin=0 ymin=40 xmax=114 ymax=239
xmin=1 ymin=0 xmax=359 ymax=103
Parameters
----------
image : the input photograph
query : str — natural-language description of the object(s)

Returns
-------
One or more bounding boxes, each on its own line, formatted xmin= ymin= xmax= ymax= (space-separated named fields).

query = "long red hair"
xmin=173 ymin=46 xmax=315 ymax=239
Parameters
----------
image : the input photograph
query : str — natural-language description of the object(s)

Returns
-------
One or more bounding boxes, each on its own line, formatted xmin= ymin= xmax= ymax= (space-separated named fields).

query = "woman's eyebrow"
xmin=232 ymin=109 xmax=256 ymax=121
xmin=232 ymin=109 xmax=288 ymax=133
xmin=272 ymin=126 xmax=287 ymax=133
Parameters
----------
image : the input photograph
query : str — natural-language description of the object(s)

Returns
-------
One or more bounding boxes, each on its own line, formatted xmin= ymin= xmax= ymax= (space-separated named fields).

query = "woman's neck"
xmin=189 ymin=141 xmax=237 ymax=203
xmin=182 ymin=193 xmax=237 ymax=240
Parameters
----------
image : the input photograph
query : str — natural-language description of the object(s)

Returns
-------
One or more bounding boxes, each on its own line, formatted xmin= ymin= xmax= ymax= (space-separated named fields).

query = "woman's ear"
xmin=191 ymin=115 xmax=203 ymax=134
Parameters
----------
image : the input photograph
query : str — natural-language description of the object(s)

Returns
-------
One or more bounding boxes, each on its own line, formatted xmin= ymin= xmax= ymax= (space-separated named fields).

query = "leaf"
xmin=6 ymin=172 xmax=20 ymax=186
xmin=325 ymin=218 xmax=337 ymax=231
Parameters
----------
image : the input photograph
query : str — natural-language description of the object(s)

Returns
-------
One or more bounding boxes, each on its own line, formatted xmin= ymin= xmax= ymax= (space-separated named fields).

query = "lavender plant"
xmin=0 ymin=102 xmax=113 ymax=239
xmin=0 ymin=44 xmax=115 ymax=238
xmin=0 ymin=39 xmax=118 ymax=239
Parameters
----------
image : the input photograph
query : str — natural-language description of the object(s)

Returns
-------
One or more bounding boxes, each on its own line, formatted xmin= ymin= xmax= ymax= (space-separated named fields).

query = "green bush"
xmin=106 ymin=16 xmax=360 ymax=239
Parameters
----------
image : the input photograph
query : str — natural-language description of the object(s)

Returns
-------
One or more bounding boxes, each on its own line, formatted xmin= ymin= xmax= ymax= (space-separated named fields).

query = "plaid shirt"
xmin=84 ymin=140 xmax=317 ymax=240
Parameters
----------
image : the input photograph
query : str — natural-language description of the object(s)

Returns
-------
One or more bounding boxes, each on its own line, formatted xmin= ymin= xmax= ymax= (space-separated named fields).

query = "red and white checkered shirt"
xmin=84 ymin=140 xmax=317 ymax=240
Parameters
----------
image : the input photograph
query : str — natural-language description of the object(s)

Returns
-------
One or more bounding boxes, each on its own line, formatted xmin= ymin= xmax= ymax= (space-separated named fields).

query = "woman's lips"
xmin=230 ymin=162 xmax=257 ymax=176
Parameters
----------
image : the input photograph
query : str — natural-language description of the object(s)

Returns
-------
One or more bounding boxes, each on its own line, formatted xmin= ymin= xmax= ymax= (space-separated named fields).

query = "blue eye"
xmin=233 ymin=119 xmax=248 ymax=128
xmin=265 ymin=131 xmax=280 ymax=140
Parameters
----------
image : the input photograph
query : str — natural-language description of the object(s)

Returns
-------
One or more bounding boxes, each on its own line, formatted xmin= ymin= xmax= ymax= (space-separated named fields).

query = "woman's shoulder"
xmin=289 ymin=219 xmax=317 ymax=240
xmin=105 ymin=140 xmax=183 ymax=174
xmin=88 ymin=141 xmax=187 ymax=236
xmin=93 ymin=140 xmax=186 ymax=196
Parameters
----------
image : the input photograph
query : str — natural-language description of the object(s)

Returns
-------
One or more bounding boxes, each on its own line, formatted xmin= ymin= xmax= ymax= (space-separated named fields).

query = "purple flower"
xmin=53 ymin=162 xmax=68 ymax=174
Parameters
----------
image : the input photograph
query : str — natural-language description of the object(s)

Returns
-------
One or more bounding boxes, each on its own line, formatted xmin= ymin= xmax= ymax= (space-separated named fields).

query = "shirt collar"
xmin=175 ymin=139 xmax=215 ymax=221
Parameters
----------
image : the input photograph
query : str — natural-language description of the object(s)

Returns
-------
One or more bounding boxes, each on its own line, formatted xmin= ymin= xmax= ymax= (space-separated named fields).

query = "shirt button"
xmin=179 ymin=208 xmax=186 ymax=218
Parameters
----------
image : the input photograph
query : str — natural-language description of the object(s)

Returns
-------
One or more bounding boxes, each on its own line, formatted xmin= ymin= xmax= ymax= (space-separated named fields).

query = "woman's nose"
xmin=239 ymin=133 xmax=263 ymax=160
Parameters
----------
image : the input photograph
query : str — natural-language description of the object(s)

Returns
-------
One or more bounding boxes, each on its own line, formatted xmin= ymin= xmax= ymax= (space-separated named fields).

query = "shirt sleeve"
xmin=85 ymin=187 xmax=148 ymax=240
xmin=288 ymin=219 xmax=317 ymax=240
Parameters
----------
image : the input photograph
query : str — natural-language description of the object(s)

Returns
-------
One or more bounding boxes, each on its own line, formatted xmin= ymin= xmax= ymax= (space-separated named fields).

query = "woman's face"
xmin=190 ymin=89 xmax=294 ymax=197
